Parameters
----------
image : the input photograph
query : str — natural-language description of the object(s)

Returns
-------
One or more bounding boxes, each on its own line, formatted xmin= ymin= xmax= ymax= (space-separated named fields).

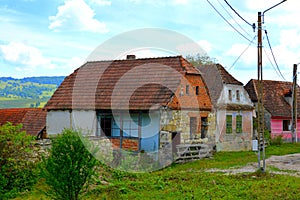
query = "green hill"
xmin=0 ymin=76 xmax=65 ymax=108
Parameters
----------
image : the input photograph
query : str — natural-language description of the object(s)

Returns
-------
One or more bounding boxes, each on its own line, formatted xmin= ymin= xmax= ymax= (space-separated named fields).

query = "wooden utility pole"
xmin=292 ymin=64 xmax=297 ymax=143
xmin=257 ymin=12 xmax=265 ymax=172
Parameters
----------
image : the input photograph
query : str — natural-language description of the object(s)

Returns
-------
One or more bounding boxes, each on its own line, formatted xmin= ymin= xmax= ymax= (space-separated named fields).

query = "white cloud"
xmin=225 ymin=43 xmax=256 ymax=65
xmin=49 ymin=0 xmax=108 ymax=33
xmin=173 ymin=0 xmax=189 ymax=5
xmin=89 ymin=0 xmax=111 ymax=6
xmin=0 ymin=42 xmax=50 ymax=68
xmin=197 ymin=40 xmax=212 ymax=54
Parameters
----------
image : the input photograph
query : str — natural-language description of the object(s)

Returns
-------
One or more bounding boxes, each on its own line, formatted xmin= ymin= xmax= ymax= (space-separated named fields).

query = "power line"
xmin=264 ymin=29 xmax=286 ymax=80
xmin=263 ymin=47 xmax=283 ymax=79
xmin=223 ymin=0 xmax=255 ymax=29
xmin=216 ymin=0 xmax=253 ymax=38
xmin=206 ymin=0 xmax=253 ymax=43
xmin=228 ymin=35 xmax=256 ymax=71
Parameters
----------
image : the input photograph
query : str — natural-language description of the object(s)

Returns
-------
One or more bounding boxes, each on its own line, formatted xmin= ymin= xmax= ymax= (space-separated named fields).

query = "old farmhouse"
xmin=245 ymin=79 xmax=300 ymax=141
xmin=44 ymin=56 xmax=214 ymax=154
xmin=198 ymin=64 xmax=254 ymax=151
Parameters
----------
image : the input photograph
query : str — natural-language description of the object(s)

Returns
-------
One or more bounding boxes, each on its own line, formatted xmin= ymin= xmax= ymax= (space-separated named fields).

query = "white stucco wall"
xmin=47 ymin=110 xmax=71 ymax=135
xmin=72 ymin=110 xmax=97 ymax=135
xmin=47 ymin=110 xmax=97 ymax=135
xmin=218 ymin=85 xmax=253 ymax=105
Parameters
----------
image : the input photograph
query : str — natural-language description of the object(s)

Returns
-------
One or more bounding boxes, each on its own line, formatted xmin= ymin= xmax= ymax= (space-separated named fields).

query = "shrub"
xmin=41 ymin=129 xmax=97 ymax=200
xmin=0 ymin=122 xmax=38 ymax=199
xmin=270 ymin=134 xmax=284 ymax=145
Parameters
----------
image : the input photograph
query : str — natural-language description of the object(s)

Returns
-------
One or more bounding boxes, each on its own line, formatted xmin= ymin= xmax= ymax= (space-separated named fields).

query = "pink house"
xmin=245 ymin=79 xmax=300 ymax=141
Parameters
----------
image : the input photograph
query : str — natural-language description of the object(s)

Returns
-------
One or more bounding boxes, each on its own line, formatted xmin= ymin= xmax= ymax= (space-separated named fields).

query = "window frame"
xmin=186 ymin=84 xmax=190 ymax=95
xmin=228 ymin=90 xmax=232 ymax=101
xmin=236 ymin=90 xmax=240 ymax=101
xmin=195 ymin=86 xmax=199 ymax=96
xmin=226 ymin=115 xmax=232 ymax=134
xmin=236 ymin=115 xmax=243 ymax=133
xmin=283 ymin=120 xmax=290 ymax=131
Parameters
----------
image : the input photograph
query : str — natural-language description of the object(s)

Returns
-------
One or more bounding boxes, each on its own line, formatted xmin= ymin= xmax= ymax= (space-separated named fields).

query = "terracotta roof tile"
xmin=45 ymin=56 xmax=201 ymax=110
xmin=245 ymin=79 xmax=300 ymax=117
xmin=0 ymin=108 xmax=46 ymax=136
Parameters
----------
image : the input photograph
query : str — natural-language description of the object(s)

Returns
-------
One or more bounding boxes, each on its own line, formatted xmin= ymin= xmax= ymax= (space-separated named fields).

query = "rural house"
xmin=0 ymin=108 xmax=47 ymax=139
xmin=44 ymin=56 xmax=214 ymax=155
xmin=245 ymin=79 xmax=300 ymax=141
xmin=198 ymin=64 xmax=254 ymax=151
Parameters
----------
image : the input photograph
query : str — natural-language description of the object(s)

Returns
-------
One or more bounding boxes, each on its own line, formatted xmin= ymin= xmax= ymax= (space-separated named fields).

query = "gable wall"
xmin=168 ymin=74 xmax=212 ymax=110
xmin=218 ymin=85 xmax=253 ymax=105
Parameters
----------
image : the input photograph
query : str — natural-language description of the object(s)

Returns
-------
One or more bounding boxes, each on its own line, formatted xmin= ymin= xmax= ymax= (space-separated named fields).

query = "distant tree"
xmin=186 ymin=53 xmax=216 ymax=66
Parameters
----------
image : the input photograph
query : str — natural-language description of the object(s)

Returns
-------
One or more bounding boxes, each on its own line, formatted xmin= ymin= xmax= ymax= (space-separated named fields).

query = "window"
xmin=283 ymin=120 xmax=290 ymax=131
xmin=236 ymin=90 xmax=240 ymax=101
xmin=100 ymin=115 xmax=112 ymax=136
xmin=236 ymin=115 xmax=243 ymax=133
xmin=228 ymin=90 xmax=232 ymax=101
xmin=195 ymin=86 xmax=199 ymax=95
xmin=226 ymin=115 xmax=232 ymax=134
xmin=98 ymin=112 xmax=140 ymax=137
xmin=123 ymin=113 xmax=139 ymax=137
xmin=186 ymin=84 xmax=190 ymax=95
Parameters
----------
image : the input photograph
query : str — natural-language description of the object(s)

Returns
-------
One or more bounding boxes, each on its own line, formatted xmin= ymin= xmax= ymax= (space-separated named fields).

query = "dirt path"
xmin=207 ymin=153 xmax=300 ymax=177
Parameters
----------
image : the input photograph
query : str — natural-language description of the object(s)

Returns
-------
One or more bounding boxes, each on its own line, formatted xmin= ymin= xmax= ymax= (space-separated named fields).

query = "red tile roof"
xmin=0 ymin=108 xmax=46 ymax=136
xmin=245 ymin=79 xmax=300 ymax=117
xmin=197 ymin=64 xmax=243 ymax=105
xmin=45 ymin=56 xmax=205 ymax=110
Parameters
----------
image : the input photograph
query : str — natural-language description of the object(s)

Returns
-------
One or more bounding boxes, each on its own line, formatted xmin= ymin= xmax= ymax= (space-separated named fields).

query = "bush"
xmin=41 ymin=129 xmax=97 ymax=200
xmin=0 ymin=122 xmax=38 ymax=199
xmin=270 ymin=134 xmax=284 ymax=145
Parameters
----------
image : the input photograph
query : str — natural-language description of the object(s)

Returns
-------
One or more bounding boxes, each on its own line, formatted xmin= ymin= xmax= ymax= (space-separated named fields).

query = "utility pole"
xmin=257 ymin=11 xmax=265 ymax=172
xmin=256 ymin=0 xmax=287 ymax=172
xmin=292 ymin=64 xmax=297 ymax=143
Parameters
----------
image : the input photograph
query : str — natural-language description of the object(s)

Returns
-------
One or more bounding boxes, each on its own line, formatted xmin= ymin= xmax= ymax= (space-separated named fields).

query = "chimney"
xmin=126 ymin=55 xmax=136 ymax=60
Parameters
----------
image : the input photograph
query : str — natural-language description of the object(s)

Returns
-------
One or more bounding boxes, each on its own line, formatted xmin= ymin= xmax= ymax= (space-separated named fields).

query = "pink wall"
xmin=271 ymin=118 xmax=300 ymax=140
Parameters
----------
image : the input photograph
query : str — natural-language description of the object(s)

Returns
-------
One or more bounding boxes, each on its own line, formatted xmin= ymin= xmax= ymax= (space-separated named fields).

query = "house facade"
xmin=45 ymin=56 xmax=213 ymax=155
xmin=245 ymin=79 xmax=300 ymax=141
xmin=198 ymin=64 xmax=254 ymax=151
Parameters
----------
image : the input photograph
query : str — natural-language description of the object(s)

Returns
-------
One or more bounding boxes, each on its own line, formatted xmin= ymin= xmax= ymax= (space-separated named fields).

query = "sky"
xmin=0 ymin=0 xmax=300 ymax=84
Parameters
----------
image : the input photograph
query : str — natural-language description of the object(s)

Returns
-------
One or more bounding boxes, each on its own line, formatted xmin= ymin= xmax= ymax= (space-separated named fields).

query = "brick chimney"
xmin=126 ymin=55 xmax=136 ymax=60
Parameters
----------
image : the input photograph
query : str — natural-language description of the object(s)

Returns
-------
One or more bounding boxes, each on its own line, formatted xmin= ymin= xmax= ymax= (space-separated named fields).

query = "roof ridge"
xmin=86 ymin=55 xmax=182 ymax=63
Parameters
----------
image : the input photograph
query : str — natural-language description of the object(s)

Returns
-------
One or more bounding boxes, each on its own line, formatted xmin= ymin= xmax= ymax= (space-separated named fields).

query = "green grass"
xmin=15 ymin=143 xmax=300 ymax=200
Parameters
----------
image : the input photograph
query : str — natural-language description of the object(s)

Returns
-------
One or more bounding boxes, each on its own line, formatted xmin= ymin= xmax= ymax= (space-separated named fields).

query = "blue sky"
xmin=0 ymin=0 xmax=299 ymax=84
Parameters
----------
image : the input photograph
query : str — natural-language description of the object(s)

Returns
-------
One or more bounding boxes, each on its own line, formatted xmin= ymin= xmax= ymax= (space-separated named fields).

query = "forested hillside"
xmin=0 ymin=76 xmax=64 ymax=108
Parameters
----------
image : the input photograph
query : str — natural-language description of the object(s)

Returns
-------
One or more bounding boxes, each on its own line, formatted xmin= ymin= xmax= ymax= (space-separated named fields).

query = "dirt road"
xmin=207 ymin=153 xmax=300 ymax=176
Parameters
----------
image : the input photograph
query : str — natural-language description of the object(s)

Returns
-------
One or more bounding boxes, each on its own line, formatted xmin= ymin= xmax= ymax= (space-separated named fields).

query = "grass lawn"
xmin=16 ymin=143 xmax=300 ymax=200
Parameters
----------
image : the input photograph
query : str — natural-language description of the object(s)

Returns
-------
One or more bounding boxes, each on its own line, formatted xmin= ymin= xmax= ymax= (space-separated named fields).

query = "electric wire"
xmin=228 ymin=35 xmax=256 ymax=71
xmin=216 ymin=0 xmax=253 ymax=38
xmin=223 ymin=0 xmax=254 ymax=28
xmin=206 ymin=0 xmax=253 ymax=43
xmin=263 ymin=47 xmax=282 ymax=79
xmin=264 ymin=29 xmax=286 ymax=80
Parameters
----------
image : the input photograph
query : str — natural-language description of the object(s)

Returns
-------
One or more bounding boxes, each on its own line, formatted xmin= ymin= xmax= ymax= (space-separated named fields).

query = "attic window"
xmin=236 ymin=90 xmax=240 ymax=101
xmin=228 ymin=90 xmax=232 ymax=101
xmin=186 ymin=84 xmax=190 ymax=95
xmin=195 ymin=86 xmax=199 ymax=95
